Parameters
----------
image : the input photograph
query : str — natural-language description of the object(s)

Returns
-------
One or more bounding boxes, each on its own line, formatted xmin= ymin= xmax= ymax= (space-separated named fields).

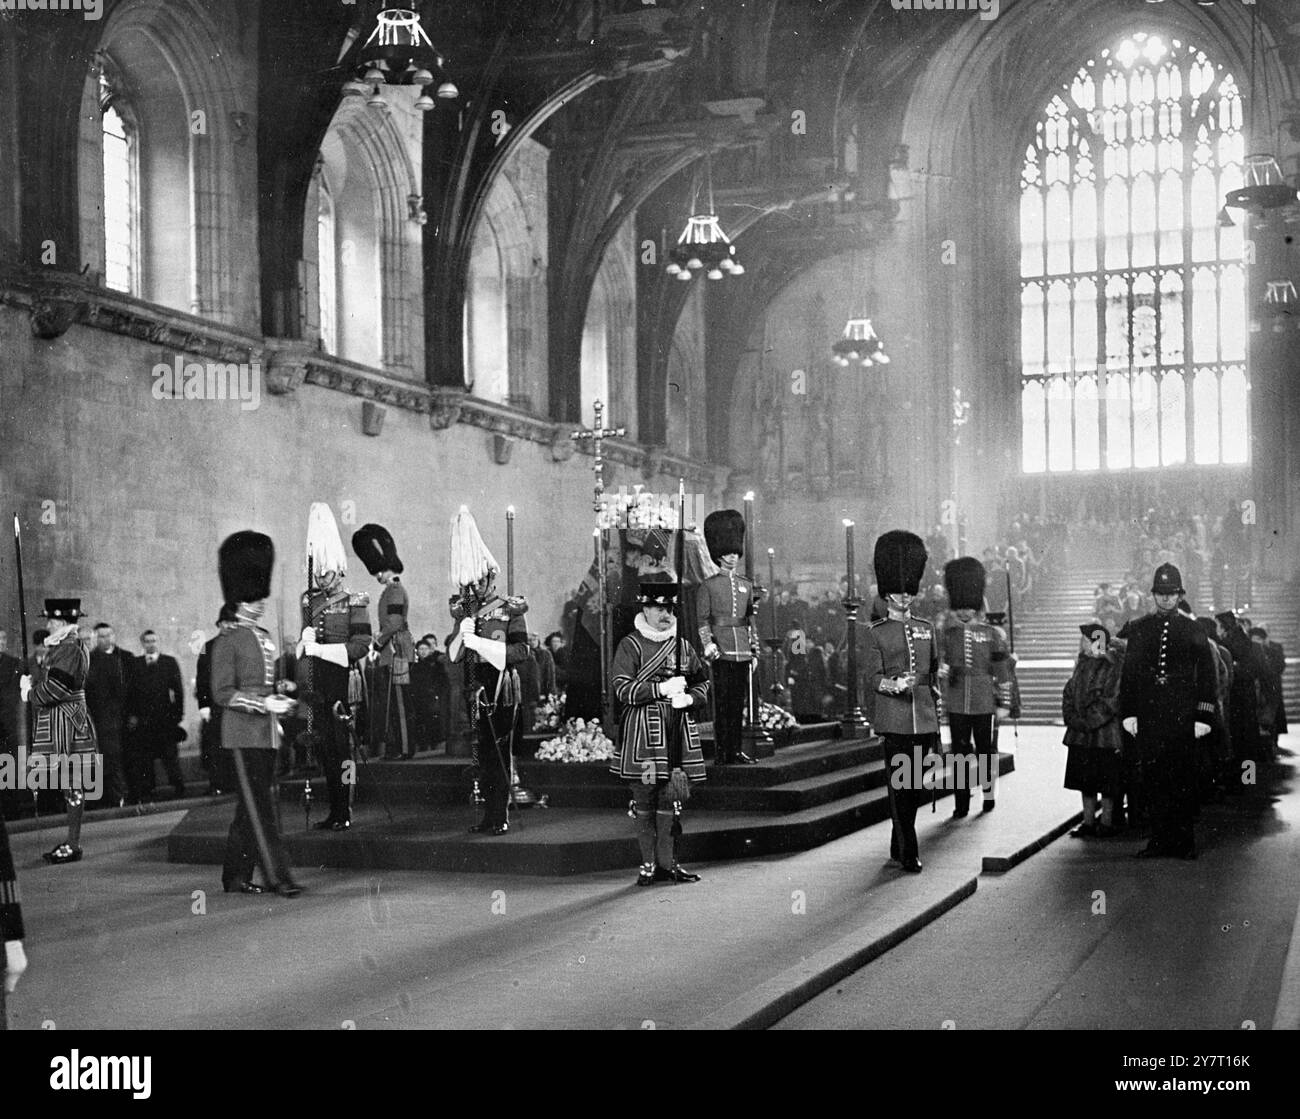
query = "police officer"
xmin=939 ymin=558 xmax=1014 ymax=818
xmin=1119 ymin=562 xmax=1217 ymax=859
xmin=862 ymin=531 xmax=940 ymax=874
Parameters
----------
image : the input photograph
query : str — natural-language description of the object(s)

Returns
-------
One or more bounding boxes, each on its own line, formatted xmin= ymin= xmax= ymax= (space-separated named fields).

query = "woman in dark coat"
xmin=1063 ymin=623 xmax=1125 ymax=838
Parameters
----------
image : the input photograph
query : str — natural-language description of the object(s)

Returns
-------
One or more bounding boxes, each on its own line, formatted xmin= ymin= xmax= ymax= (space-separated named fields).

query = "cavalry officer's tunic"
xmin=30 ymin=632 xmax=97 ymax=761
xmin=609 ymin=623 xmax=710 ymax=871
xmin=299 ymin=587 xmax=371 ymax=825
xmin=452 ymin=593 xmax=530 ymax=829
xmin=213 ymin=607 xmax=294 ymax=890
xmin=372 ymin=578 xmax=415 ymax=758
xmin=695 ymin=569 xmax=758 ymax=763
xmin=940 ymin=617 xmax=1013 ymax=813
xmin=1119 ymin=610 xmax=1218 ymax=856
xmin=863 ymin=613 xmax=940 ymax=865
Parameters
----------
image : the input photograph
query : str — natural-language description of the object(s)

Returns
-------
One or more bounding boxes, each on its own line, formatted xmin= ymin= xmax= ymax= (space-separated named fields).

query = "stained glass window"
xmin=1020 ymin=33 xmax=1249 ymax=472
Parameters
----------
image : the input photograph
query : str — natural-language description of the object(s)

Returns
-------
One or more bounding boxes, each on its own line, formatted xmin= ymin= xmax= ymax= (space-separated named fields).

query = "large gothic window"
xmin=101 ymin=102 xmax=138 ymax=295
xmin=1019 ymin=33 xmax=1249 ymax=473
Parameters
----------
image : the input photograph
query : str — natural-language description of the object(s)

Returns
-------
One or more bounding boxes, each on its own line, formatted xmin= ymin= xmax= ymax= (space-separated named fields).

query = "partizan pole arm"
xmin=1005 ymin=569 xmax=1015 ymax=656
xmin=12 ymin=514 xmax=28 ymax=671
xmin=675 ymin=479 xmax=686 ymax=674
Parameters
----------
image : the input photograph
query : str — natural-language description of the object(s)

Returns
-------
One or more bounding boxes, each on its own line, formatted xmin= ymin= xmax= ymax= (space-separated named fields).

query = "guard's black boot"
xmin=636 ymin=863 xmax=657 ymax=887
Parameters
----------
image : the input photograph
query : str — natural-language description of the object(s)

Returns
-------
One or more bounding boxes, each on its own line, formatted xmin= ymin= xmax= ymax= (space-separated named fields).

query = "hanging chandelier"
xmin=1224 ymin=7 xmax=1298 ymax=214
xmin=665 ymin=157 xmax=744 ymax=281
xmin=831 ymin=318 xmax=890 ymax=366
xmin=341 ymin=6 xmax=458 ymax=112
xmin=1261 ymin=280 xmax=1299 ymax=332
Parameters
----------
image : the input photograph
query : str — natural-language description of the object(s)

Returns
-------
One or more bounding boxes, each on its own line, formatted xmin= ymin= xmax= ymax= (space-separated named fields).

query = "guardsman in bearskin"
xmin=296 ymin=503 xmax=373 ymax=831
xmin=352 ymin=524 xmax=415 ymax=760
xmin=23 ymin=600 xmax=97 ymax=864
xmin=610 ymin=582 xmax=711 ymax=886
xmin=940 ymin=558 xmax=1014 ymax=818
xmin=447 ymin=507 xmax=530 ymax=835
xmin=696 ymin=509 xmax=760 ymax=765
xmin=862 ymin=532 xmax=940 ymax=874
xmin=1119 ymin=562 xmax=1218 ymax=860
xmin=213 ymin=532 xmax=302 ymax=897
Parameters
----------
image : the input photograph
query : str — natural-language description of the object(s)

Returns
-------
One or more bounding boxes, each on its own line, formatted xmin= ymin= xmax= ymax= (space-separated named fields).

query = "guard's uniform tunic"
xmin=300 ymin=588 xmax=371 ymax=823
xmin=695 ymin=569 xmax=758 ymax=763
xmin=863 ymin=614 xmax=940 ymax=864
xmin=940 ymin=617 xmax=1013 ymax=812
xmin=372 ymin=578 xmax=415 ymax=757
xmin=1119 ymin=610 xmax=1218 ymax=855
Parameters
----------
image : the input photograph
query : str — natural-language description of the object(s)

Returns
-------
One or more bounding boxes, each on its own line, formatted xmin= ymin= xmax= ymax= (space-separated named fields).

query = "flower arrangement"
xmin=535 ymin=717 xmax=614 ymax=763
xmin=757 ymin=700 xmax=798 ymax=732
xmin=534 ymin=691 xmax=566 ymax=732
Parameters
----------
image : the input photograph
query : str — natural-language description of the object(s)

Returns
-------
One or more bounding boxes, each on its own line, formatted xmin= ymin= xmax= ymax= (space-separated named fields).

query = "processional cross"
xmin=570 ymin=399 xmax=626 ymax=731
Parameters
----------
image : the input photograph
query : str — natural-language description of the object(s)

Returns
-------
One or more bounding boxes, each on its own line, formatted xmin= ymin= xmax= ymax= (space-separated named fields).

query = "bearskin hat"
xmin=873 ymin=530 xmax=927 ymax=597
xmin=703 ymin=509 xmax=745 ymax=564
xmin=943 ymin=557 xmax=987 ymax=612
xmin=218 ymin=531 xmax=274 ymax=605
xmin=352 ymin=523 xmax=403 ymax=576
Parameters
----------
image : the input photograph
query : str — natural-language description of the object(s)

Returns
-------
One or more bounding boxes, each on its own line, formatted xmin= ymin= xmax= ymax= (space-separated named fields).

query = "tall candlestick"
xmin=506 ymin=506 xmax=515 ymax=596
xmin=743 ymin=490 xmax=755 ymax=583
xmin=844 ymin=519 xmax=855 ymax=592
xmin=767 ymin=547 xmax=777 ymax=644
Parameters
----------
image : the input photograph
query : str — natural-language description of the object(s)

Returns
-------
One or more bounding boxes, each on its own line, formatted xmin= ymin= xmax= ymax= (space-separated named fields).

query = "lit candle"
xmin=843 ymin=519 xmax=855 ymax=597
xmin=506 ymin=505 xmax=515 ymax=596
xmin=767 ymin=547 xmax=777 ymax=644
xmin=743 ymin=490 xmax=755 ymax=583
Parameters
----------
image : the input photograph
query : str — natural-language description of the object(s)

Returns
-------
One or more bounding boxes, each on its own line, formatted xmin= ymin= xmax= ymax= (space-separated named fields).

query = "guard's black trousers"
xmin=310 ymin=702 xmax=353 ymax=822
xmin=476 ymin=702 xmax=518 ymax=827
xmin=222 ymin=747 xmax=293 ymax=890
xmin=949 ymin=712 xmax=996 ymax=814
xmin=883 ymin=733 xmax=930 ymax=864
xmin=372 ymin=667 xmax=410 ymax=758
xmin=1143 ymin=735 xmax=1198 ymax=854
xmin=712 ymin=659 xmax=749 ymax=762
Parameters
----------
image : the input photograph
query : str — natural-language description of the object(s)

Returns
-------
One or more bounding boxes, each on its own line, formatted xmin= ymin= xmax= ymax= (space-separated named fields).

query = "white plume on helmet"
xmin=305 ymin=502 xmax=348 ymax=578
xmin=450 ymin=505 xmax=498 ymax=588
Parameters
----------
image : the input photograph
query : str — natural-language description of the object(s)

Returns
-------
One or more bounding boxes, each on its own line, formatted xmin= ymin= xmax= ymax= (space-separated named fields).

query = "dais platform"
xmin=166 ymin=722 xmax=1015 ymax=876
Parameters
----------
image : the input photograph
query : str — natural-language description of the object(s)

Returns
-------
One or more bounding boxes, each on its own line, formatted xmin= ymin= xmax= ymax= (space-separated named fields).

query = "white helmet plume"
xmin=450 ymin=505 xmax=498 ymax=588
xmin=305 ymin=502 xmax=348 ymax=579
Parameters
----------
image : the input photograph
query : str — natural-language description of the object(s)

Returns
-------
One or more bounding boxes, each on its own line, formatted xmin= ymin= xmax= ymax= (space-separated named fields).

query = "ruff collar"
xmin=635 ymin=614 xmax=677 ymax=643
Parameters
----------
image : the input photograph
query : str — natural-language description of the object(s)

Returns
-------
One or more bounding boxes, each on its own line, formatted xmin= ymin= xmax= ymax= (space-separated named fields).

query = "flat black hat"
xmin=1215 ymin=611 xmax=1239 ymax=628
xmin=637 ymin=582 xmax=680 ymax=606
xmin=1079 ymin=623 xmax=1109 ymax=641
xmin=1151 ymin=562 xmax=1183 ymax=595
xmin=943 ymin=557 xmax=986 ymax=612
xmin=703 ymin=510 xmax=745 ymax=563
xmin=874 ymin=530 xmax=927 ymax=597
xmin=352 ymin=523 xmax=403 ymax=576
xmin=42 ymin=599 xmax=82 ymax=622
xmin=218 ymin=532 xmax=274 ymax=605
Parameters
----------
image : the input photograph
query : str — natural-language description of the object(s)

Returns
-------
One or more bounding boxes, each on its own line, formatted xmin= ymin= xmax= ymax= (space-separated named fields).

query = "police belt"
xmin=1145 ymin=670 xmax=1193 ymax=685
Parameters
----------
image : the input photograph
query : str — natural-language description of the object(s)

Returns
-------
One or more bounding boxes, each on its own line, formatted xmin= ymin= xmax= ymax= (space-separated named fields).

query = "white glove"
xmin=704 ymin=643 xmax=721 ymax=661
xmin=996 ymin=707 xmax=1011 ymax=719
xmin=1193 ymin=722 xmax=1211 ymax=739
xmin=199 ymin=706 xmax=212 ymax=723
xmin=19 ymin=675 xmax=32 ymax=702
xmin=659 ymin=676 xmax=687 ymax=698
xmin=459 ymin=617 xmax=476 ymax=637
xmin=299 ymin=627 xmax=317 ymax=645
xmin=265 ymin=694 xmax=294 ymax=716
xmin=937 ymin=664 xmax=950 ymax=681
xmin=1122 ymin=717 xmax=1138 ymax=736
xmin=5 ymin=940 xmax=28 ymax=993
xmin=670 ymin=693 xmax=692 ymax=709
xmin=367 ymin=647 xmax=379 ymax=663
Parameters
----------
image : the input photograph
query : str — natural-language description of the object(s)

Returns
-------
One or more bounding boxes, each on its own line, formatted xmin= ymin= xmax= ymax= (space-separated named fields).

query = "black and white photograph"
xmin=0 ymin=0 xmax=1297 ymax=1074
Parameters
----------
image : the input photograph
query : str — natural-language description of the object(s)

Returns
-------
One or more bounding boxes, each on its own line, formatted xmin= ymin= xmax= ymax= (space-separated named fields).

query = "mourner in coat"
xmin=213 ymin=532 xmax=301 ymax=897
xmin=1120 ymin=564 xmax=1218 ymax=859
xmin=862 ymin=531 xmax=939 ymax=874
xmin=129 ymin=630 xmax=187 ymax=800
xmin=26 ymin=600 xmax=98 ymax=864
xmin=196 ymin=605 xmax=238 ymax=795
xmin=86 ymin=622 xmax=133 ymax=806
xmin=609 ymin=582 xmax=710 ymax=886
xmin=1063 ymin=624 xmax=1125 ymax=837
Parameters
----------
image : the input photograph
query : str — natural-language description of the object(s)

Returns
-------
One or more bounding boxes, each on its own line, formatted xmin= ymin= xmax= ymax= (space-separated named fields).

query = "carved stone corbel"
xmin=549 ymin=425 xmax=575 ymax=462
xmin=491 ymin=433 xmax=514 ymax=465
xmin=263 ymin=345 xmax=311 ymax=396
xmin=29 ymin=296 xmax=85 ymax=340
xmin=430 ymin=391 xmax=465 ymax=431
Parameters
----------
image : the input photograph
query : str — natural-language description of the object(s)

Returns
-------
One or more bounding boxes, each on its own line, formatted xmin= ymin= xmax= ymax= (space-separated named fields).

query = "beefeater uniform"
xmin=941 ymin=558 xmax=1014 ymax=816
xmin=696 ymin=509 xmax=759 ymax=765
xmin=862 ymin=531 xmax=939 ymax=871
xmin=214 ymin=532 xmax=298 ymax=894
xmin=611 ymin=583 xmax=710 ymax=885
xmin=1119 ymin=563 xmax=1218 ymax=859
xmin=352 ymin=524 xmax=414 ymax=759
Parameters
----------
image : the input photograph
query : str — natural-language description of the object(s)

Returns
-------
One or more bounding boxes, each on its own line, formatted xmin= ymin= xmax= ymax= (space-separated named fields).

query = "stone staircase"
xmin=1012 ymin=564 xmax=1297 ymax=724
